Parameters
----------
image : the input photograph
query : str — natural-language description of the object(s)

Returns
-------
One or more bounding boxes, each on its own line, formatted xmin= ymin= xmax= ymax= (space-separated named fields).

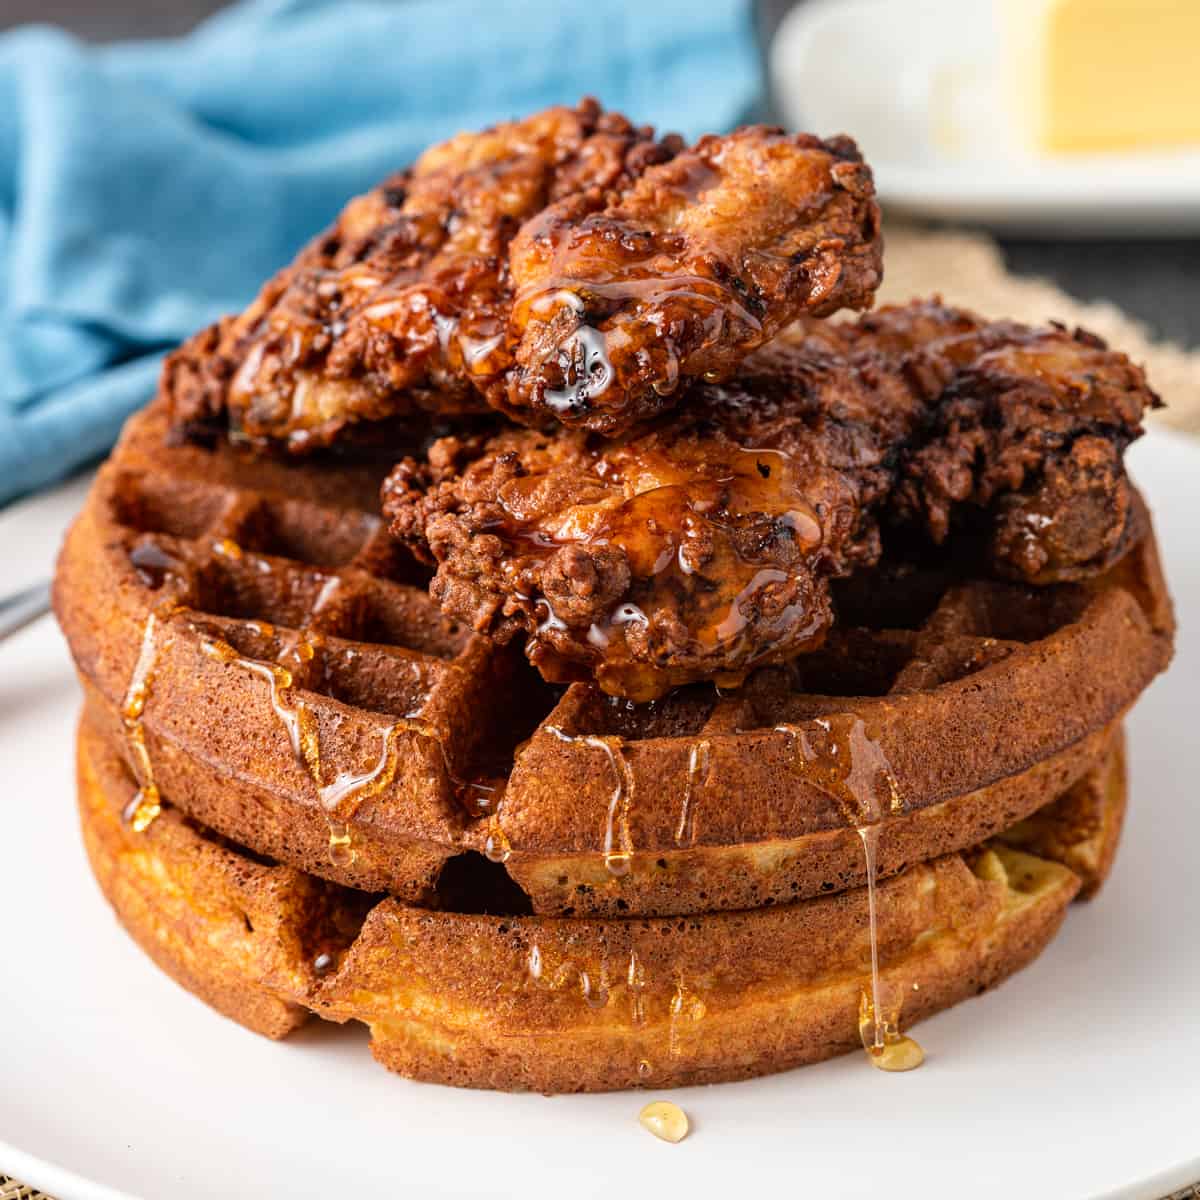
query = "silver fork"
xmin=0 ymin=581 xmax=52 ymax=642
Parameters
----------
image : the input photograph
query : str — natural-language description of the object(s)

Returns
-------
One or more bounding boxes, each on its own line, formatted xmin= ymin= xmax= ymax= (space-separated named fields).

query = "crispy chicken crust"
xmin=165 ymin=104 xmax=882 ymax=449
xmin=166 ymin=99 xmax=682 ymax=450
xmin=806 ymin=301 xmax=1158 ymax=582
xmin=384 ymin=301 xmax=1156 ymax=700
xmin=500 ymin=126 xmax=882 ymax=432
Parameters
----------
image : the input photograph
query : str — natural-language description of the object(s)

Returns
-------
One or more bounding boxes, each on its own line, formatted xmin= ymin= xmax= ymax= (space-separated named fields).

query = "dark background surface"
xmin=4 ymin=0 xmax=1196 ymax=348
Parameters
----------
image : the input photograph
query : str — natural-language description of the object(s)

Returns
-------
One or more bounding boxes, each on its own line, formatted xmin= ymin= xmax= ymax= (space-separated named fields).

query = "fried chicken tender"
xmin=383 ymin=300 xmax=1155 ymax=700
xmin=807 ymin=301 xmax=1158 ymax=582
xmin=166 ymin=99 xmax=683 ymax=450
xmin=500 ymin=127 xmax=882 ymax=432
xmin=384 ymin=343 xmax=921 ymax=700
xmin=166 ymin=105 xmax=882 ymax=450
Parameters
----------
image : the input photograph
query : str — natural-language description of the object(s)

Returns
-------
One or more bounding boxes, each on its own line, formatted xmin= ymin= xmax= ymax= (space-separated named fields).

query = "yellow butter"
xmin=1004 ymin=0 xmax=1200 ymax=153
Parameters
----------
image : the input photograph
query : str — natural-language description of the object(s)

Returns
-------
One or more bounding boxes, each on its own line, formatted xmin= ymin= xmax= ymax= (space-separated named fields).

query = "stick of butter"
xmin=1004 ymin=0 xmax=1200 ymax=152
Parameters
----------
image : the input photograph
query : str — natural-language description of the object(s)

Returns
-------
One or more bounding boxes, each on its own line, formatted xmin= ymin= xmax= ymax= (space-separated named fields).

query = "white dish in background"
xmin=770 ymin=0 xmax=1200 ymax=234
xmin=1 ymin=430 xmax=1199 ymax=1200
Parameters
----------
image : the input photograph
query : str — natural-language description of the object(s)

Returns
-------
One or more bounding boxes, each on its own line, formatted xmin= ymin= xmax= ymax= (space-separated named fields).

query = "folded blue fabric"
xmin=0 ymin=0 xmax=758 ymax=505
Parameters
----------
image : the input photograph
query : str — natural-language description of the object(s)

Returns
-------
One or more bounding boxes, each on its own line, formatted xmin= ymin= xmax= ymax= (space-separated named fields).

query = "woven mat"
xmin=4 ymin=223 xmax=1197 ymax=1200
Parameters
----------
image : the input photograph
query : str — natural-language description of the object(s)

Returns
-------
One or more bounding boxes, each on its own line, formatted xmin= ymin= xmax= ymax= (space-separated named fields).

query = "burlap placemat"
xmin=3 ymin=223 xmax=1197 ymax=1200
xmin=880 ymin=223 xmax=1200 ymax=430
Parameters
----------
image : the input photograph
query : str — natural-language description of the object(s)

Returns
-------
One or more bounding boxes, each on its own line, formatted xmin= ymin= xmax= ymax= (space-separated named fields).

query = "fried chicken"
xmin=806 ymin=301 xmax=1158 ymax=582
xmin=166 ymin=99 xmax=682 ymax=450
xmin=165 ymin=105 xmax=882 ymax=450
xmin=384 ymin=300 xmax=1156 ymax=701
xmin=499 ymin=126 xmax=881 ymax=432
xmin=383 ymin=341 xmax=923 ymax=700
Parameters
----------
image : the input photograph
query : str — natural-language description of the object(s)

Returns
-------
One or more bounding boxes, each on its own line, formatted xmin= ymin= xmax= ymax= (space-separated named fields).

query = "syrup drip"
xmin=199 ymin=633 xmax=450 ymax=866
xmin=543 ymin=325 xmax=614 ymax=413
xmin=626 ymin=950 xmax=648 ymax=1027
xmin=676 ymin=739 xmax=711 ymax=846
xmin=773 ymin=714 xmax=924 ymax=1069
xmin=327 ymin=820 xmax=354 ymax=867
xmin=667 ymin=971 xmax=707 ymax=1060
xmin=120 ymin=607 xmax=178 ymax=833
xmin=545 ymin=726 xmax=633 ymax=877
xmin=128 ymin=541 xmax=184 ymax=590
xmin=524 ymin=943 xmax=610 ymax=1009
xmin=483 ymin=807 xmax=512 ymax=864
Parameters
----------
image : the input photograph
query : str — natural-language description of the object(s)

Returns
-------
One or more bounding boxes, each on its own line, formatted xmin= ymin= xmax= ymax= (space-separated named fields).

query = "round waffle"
xmin=55 ymin=400 xmax=1174 ymax=918
xmin=76 ymin=715 xmax=1108 ymax=1093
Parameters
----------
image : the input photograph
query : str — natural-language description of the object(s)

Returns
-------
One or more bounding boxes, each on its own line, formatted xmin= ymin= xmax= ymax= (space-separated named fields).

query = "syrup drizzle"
xmin=199 ymin=632 xmax=449 ymax=866
xmin=676 ymin=738 xmax=711 ymax=846
xmin=667 ymin=970 xmax=706 ymax=1060
xmin=545 ymin=726 xmax=634 ymax=877
xmin=773 ymin=714 xmax=924 ymax=1070
xmin=120 ymin=607 xmax=179 ymax=833
xmin=626 ymin=948 xmax=649 ymax=1027
xmin=490 ymin=436 xmax=833 ymax=701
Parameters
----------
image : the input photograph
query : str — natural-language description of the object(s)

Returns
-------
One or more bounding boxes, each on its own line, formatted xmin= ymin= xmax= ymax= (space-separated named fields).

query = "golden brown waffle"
xmin=77 ymin=715 xmax=1103 ymax=1093
xmin=55 ymin=400 xmax=1173 ymax=918
xmin=997 ymin=726 xmax=1127 ymax=900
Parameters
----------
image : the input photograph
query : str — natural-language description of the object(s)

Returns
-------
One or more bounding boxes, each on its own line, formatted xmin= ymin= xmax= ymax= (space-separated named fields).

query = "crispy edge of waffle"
xmin=76 ymin=715 xmax=1099 ymax=1093
xmin=55 ymin=401 xmax=1174 ymax=917
xmin=996 ymin=726 xmax=1127 ymax=900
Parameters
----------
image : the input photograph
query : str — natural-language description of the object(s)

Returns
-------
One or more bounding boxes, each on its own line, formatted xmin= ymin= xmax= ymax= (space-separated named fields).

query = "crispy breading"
xmin=385 ymin=301 xmax=1155 ymax=699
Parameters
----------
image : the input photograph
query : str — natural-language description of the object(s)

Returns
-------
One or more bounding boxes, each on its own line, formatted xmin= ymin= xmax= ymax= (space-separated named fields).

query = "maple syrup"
xmin=626 ymin=949 xmax=648 ymax=1027
xmin=773 ymin=714 xmax=924 ymax=1070
xmin=545 ymin=726 xmax=633 ymax=877
xmin=667 ymin=972 xmax=706 ymax=1060
xmin=327 ymin=820 xmax=355 ymax=867
xmin=128 ymin=541 xmax=183 ymax=590
xmin=119 ymin=607 xmax=179 ymax=833
xmin=638 ymin=1100 xmax=689 ymax=1144
xmin=200 ymin=627 xmax=459 ymax=865
xmin=490 ymin=433 xmax=836 ymax=700
xmin=676 ymin=738 xmax=711 ymax=846
xmin=511 ymin=151 xmax=766 ymax=416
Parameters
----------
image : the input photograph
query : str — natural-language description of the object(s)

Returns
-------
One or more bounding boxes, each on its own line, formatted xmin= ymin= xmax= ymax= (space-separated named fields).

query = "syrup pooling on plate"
xmin=772 ymin=714 xmax=924 ymax=1069
xmin=489 ymin=435 xmax=834 ymax=700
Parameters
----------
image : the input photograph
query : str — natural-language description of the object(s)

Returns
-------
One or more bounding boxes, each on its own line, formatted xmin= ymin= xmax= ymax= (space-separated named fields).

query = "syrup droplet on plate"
xmin=638 ymin=1101 xmax=689 ymax=1143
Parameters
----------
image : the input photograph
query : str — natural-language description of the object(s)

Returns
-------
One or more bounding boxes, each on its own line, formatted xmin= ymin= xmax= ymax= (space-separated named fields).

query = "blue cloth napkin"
xmin=0 ymin=0 xmax=758 ymax=505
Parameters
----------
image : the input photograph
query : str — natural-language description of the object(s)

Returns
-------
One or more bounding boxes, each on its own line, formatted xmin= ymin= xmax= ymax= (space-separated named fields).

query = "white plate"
xmin=1 ymin=430 xmax=1198 ymax=1200
xmin=769 ymin=0 xmax=1200 ymax=234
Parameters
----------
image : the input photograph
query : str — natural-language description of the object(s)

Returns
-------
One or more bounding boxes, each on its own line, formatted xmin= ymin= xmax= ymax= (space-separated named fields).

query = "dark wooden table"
xmin=3 ymin=0 xmax=1196 ymax=345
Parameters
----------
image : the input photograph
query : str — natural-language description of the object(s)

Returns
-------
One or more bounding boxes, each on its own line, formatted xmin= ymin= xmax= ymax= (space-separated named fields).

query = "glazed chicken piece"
xmin=166 ymin=99 xmax=683 ymax=450
xmin=165 ymin=105 xmax=882 ymax=449
xmin=802 ymin=300 xmax=1159 ymax=583
xmin=384 ymin=342 xmax=922 ymax=700
xmin=499 ymin=125 xmax=882 ymax=432
xmin=384 ymin=301 xmax=1156 ymax=701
